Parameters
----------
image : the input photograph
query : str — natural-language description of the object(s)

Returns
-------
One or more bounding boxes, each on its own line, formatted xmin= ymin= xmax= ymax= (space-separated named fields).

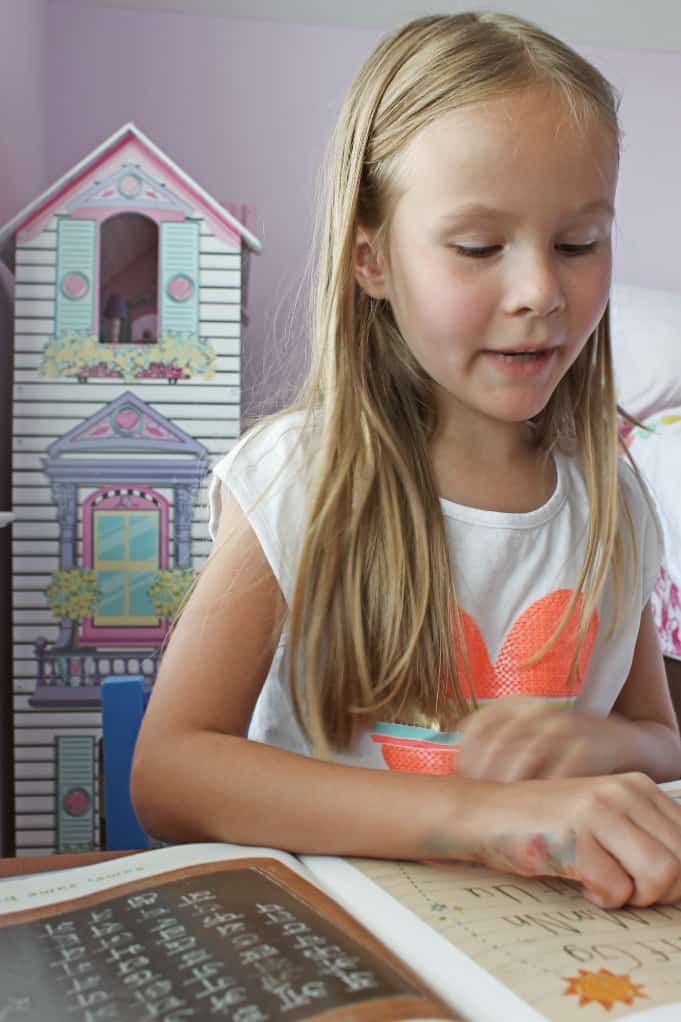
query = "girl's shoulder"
xmin=212 ymin=408 xmax=318 ymax=486
xmin=557 ymin=446 xmax=659 ymax=528
xmin=616 ymin=452 xmax=662 ymax=530
xmin=208 ymin=409 xmax=321 ymax=543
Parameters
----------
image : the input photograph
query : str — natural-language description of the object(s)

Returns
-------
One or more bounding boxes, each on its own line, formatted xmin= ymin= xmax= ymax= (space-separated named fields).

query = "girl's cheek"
xmin=582 ymin=268 xmax=612 ymax=331
xmin=446 ymin=280 xmax=495 ymax=328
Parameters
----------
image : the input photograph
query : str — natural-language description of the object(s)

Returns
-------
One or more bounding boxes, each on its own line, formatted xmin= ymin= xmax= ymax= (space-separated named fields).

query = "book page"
xmin=0 ymin=844 xmax=457 ymax=1022
xmin=0 ymin=843 xmax=305 ymax=914
xmin=306 ymin=785 xmax=681 ymax=1022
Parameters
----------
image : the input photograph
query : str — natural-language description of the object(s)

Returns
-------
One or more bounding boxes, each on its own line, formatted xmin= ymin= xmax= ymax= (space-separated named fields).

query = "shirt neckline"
xmin=438 ymin=450 xmax=566 ymax=529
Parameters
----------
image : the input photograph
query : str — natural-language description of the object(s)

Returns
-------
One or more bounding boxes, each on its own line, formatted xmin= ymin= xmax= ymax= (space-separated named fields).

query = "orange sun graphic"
xmin=563 ymin=969 xmax=647 ymax=1011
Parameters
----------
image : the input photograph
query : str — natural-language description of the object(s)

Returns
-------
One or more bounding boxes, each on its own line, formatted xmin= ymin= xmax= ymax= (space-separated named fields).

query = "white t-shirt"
xmin=209 ymin=411 xmax=663 ymax=773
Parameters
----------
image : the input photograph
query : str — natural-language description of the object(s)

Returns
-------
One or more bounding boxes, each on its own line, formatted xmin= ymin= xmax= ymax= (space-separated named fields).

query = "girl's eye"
xmin=451 ymin=241 xmax=599 ymax=259
xmin=452 ymin=245 xmax=502 ymax=259
xmin=557 ymin=242 xmax=597 ymax=256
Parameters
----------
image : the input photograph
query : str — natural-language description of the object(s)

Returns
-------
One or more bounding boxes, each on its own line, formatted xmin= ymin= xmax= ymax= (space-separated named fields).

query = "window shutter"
xmin=55 ymin=218 xmax=96 ymax=335
xmin=56 ymin=735 xmax=96 ymax=851
xmin=160 ymin=220 xmax=200 ymax=336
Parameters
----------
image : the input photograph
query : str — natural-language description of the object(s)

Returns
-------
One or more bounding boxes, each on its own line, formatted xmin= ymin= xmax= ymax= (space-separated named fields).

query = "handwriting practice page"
xmin=305 ymin=786 xmax=681 ymax=1022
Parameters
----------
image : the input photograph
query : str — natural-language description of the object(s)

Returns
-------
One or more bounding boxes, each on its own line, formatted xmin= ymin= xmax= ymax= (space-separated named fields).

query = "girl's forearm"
xmin=609 ymin=717 xmax=681 ymax=782
xmin=130 ymin=730 xmax=681 ymax=908
xmin=132 ymin=730 xmax=481 ymax=860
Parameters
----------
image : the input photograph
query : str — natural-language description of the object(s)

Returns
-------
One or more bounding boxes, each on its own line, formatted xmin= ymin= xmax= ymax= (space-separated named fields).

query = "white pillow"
xmin=610 ymin=282 xmax=681 ymax=420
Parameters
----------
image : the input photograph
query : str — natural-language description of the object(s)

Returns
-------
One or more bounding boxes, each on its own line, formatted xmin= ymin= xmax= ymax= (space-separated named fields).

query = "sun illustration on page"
xmin=562 ymin=969 xmax=647 ymax=1011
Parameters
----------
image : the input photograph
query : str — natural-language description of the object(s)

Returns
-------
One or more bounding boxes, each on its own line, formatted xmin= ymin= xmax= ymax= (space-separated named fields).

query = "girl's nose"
xmin=505 ymin=250 xmax=566 ymax=319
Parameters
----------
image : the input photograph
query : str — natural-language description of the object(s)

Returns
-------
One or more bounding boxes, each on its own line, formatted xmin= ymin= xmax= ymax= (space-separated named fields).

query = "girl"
xmin=132 ymin=12 xmax=681 ymax=910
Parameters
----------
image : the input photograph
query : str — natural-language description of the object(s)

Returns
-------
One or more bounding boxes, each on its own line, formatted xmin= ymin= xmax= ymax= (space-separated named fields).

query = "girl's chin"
xmin=432 ymin=379 xmax=555 ymax=429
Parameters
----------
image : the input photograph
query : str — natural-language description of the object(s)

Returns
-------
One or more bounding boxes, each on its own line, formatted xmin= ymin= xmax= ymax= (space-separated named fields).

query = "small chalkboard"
xmin=0 ymin=857 xmax=454 ymax=1021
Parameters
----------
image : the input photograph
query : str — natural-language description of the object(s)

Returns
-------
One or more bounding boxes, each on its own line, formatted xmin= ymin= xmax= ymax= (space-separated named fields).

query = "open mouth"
xmin=493 ymin=349 xmax=551 ymax=361
xmin=483 ymin=348 xmax=557 ymax=376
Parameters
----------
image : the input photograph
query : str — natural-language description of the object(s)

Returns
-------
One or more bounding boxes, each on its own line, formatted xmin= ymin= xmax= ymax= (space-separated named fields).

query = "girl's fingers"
xmin=470 ymin=776 xmax=681 ymax=907
xmin=488 ymin=739 xmax=552 ymax=782
xmin=646 ymin=783 xmax=681 ymax=833
xmin=568 ymin=776 xmax=681 ymax=907
xmin=541 ymin=739 xmax=593 ymax=779
xmin=463 ymin=728 xmax=569 ymax=782
xmin=458 ymin=703 xmax=580 ymax=780
xmin=459 ymin=702 xmax=550 ymax=779
xmin=504 ymin=728 xmax=595 ymax=781
xmin=610 ymin=775 xmax=681 ymax=863
xmin=588 ymin=794 xmax=681 ymax=907
xmin=574 ymin=830 xmax=634 ymax=909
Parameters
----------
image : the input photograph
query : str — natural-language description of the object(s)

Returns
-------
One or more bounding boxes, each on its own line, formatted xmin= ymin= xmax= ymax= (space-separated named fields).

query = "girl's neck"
xmin=430 ymin=420 xmax=555 ymax=514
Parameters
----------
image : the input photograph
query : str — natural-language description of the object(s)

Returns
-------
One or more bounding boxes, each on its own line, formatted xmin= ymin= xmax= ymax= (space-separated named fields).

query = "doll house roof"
xmin=0 ymin=121 xmax=262 ymax=272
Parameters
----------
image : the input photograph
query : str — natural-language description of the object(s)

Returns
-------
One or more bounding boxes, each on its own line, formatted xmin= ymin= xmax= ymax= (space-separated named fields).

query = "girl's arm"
xmin=608 ymin=602 xmax=681 ymax=777
xmin=457 ymin=604 xmax=681 ymax=784
xmin=131 ymin=495 xmax=681 ymax=909
xmin=131 ymin=491 xmax=468 ymax=858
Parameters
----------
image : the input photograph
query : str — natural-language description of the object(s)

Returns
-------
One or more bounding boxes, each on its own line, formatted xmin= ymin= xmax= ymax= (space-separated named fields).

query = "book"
xmin=0 ymin=841 xmax=457 ymax=1022
xmin=2 ymin=784 xmax=681 ymax=1022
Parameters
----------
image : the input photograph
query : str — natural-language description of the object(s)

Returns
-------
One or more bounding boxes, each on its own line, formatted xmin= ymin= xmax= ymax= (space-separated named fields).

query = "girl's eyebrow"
xmin=438 ymin=198 xmax=615 ymax=223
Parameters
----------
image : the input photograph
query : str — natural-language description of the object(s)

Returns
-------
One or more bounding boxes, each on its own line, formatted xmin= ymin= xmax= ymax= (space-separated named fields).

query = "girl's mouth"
xmin=496 ymin=350 xmax=547 ymax=361
xmin=483 ymin=348 xmax=556 ymax=376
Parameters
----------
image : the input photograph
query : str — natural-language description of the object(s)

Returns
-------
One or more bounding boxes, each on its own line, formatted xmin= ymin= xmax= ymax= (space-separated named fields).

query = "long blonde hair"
xmin=279 ymin=13 xmax=631 ymax=754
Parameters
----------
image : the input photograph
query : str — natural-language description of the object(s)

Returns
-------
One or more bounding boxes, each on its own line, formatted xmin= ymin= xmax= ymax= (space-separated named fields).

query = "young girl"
xmin=132 ymin=12 xmax=681 ymax=910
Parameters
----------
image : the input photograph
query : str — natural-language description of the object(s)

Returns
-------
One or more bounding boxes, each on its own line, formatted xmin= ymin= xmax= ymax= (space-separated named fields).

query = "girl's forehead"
xmin=394 ymin=87 xmax=617 ymax=213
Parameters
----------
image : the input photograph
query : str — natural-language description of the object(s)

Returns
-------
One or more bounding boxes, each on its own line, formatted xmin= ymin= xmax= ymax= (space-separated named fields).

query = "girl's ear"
xmin=354 ymin=227 xmax=387 ymax=299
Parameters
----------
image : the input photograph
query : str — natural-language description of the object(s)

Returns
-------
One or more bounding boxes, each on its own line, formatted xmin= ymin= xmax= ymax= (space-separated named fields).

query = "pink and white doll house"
xmin=0 ymin=123 xmax=261 ymax=853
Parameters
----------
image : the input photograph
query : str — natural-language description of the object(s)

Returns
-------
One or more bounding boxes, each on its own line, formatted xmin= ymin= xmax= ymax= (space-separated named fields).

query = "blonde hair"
xmin=278 ymin=13 xmax=631 ymax=754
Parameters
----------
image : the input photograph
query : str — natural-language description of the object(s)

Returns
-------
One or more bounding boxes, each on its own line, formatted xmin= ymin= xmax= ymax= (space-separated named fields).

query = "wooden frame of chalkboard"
xmin=0 ymin=856 xmax=459 ymax=1021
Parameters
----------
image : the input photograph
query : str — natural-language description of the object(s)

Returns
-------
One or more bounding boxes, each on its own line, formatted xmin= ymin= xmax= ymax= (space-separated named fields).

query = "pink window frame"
xmin=80 ymin=485 xmax=169 ymax=645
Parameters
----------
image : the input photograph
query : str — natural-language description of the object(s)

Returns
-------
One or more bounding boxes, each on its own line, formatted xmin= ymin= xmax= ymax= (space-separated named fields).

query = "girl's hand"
xmin=458 ymin=772 xmax=681 ymax=908
xmin=457 ymin=696 xmax=642 ymax=781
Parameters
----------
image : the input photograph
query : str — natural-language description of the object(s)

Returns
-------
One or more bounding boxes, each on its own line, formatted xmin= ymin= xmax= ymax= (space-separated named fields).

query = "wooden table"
xmin=0 ymin=849 xmax=143 ymax=878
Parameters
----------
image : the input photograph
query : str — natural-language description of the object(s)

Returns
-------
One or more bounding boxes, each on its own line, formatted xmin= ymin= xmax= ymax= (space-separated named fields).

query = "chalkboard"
xmin=0 ymin=857 xmax=452 ymax=1021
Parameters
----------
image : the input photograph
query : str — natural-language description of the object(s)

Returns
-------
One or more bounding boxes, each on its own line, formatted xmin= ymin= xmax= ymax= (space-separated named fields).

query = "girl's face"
xmin=359 ymin=86 xmax=617 ymax=438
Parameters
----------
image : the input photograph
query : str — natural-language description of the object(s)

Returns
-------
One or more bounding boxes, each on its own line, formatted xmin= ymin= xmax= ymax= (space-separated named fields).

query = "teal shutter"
xmin=160 ymin=220 xmax=199 ymax=336
xmin=55 ymin=218 xmax=96 ymax=335
xmin=56 ymin=735 xmax=96 ymax=851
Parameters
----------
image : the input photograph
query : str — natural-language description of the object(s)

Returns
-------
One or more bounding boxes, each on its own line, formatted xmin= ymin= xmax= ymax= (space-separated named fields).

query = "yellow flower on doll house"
xmin=160 ymin=334 xmax=180 ymax=361
xmin=82 ymin=336 xmax=100 ymax=360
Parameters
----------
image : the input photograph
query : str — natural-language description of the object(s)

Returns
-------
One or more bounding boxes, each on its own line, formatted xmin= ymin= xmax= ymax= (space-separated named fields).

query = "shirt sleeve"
xmin=619 ymin=458 xmax=665 ymax=608
xmin=207 ymin=413 xmax=316 ymax=604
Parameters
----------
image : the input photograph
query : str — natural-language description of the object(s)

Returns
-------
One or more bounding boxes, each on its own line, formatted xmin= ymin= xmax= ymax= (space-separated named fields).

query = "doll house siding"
xmin=2 ymin=123 xmax=261 ymax=853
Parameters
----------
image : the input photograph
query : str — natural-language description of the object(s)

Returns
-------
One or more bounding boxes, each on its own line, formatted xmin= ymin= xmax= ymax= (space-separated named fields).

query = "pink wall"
xmin=586 ymin=44 xmax=681 ymax=294
xmin=26 ymin=4 xmax=681 ymax=418
xmin=0 ymin=0 xmax=48 ymax=226
xmin=0 ymin=0 xmax=48 ymax=855
xmin=46 ymin=2 xmax=373 ymax=419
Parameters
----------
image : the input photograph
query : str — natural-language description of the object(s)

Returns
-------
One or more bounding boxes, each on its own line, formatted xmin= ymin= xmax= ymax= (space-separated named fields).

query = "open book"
xmin=3 ymin=784 xmax=681 ymax=1022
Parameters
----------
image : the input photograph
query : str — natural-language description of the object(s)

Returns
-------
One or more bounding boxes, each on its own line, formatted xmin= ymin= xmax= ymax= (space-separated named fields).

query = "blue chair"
xmin=101 ymin=674 xmax=152 ymax=850
xmin=101 ymin=675 xmax=252 ymax=850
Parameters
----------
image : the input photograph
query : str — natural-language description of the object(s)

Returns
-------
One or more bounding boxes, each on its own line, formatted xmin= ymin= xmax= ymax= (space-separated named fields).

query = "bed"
xmin=610 ymin=283 xmax=681 ymax=711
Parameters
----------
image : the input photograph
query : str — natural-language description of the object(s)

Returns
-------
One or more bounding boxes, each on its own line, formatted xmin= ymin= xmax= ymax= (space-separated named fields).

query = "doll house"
xmin=0 ymin=123 xmax=261 ymax=854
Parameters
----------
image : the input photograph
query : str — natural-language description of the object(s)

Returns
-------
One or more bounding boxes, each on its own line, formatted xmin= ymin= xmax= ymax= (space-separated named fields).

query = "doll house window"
xmin=93 ymin=509 xmax=159 ymax=623
xmin=99 ymin=213 xmax=158 ymax=344
xmin=80 ymin=487 xmax=169 ymax=643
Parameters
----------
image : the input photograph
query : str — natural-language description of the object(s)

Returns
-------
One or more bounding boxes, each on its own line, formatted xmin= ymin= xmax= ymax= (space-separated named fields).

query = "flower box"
xmin=41 ymin=332 xmax=216 ymax=382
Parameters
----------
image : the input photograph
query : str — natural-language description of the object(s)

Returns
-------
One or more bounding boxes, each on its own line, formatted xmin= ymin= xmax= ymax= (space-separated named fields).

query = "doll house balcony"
xmin=33 ymin=637 xmax=159 ymax=707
